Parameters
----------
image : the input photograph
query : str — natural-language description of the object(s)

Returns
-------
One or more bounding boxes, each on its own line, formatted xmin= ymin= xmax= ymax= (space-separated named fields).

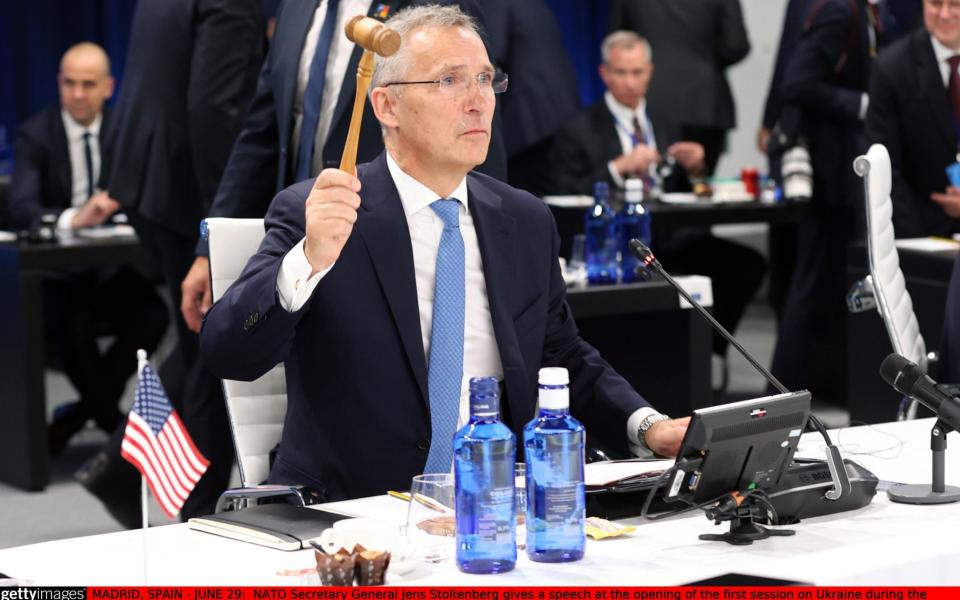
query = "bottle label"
xmin=476 ymin=486 xmax=515 ymax=543
xmin=543 ymin=482 xmax=581 ymax=525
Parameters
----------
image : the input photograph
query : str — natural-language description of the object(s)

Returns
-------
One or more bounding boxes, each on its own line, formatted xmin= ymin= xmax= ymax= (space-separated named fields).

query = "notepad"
xmin=188 ymin=503 xmax=347 ymax=551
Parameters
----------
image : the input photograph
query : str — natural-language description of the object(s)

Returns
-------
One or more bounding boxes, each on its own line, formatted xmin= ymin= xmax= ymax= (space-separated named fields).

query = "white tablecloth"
xmin=2 ymin=419 xmax=959 ymax=585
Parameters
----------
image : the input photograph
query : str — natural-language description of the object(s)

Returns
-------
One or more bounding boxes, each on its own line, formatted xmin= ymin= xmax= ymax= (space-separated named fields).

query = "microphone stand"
xmin=886 ymin=420 xmax=960 ymax=504
xmin=629 ymin=239 xmax=851 ymax=501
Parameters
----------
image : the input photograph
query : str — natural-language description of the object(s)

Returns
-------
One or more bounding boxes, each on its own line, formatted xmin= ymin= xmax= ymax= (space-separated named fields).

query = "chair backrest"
xmin=855 ymin=144 xmax=927 ymax=403
xmin=206 ymin=217 xmax=286 ymax=487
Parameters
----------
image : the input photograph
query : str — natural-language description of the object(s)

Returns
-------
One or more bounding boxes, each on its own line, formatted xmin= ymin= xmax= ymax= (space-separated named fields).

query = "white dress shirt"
xmin=57 ymin=110 xmax=102 ymax=229
xmin=291 ymin=0 xmax=372 ymax=178
xmin=276 ymin=153 xmax=659 ymax=454
xmin=603 ymin=91 xmax=657 ymax=188
xmin=930 ymin=34 xmax=960 ymax=88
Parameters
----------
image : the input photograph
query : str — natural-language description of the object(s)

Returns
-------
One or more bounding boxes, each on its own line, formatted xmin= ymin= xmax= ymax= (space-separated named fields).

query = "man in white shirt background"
xmin=8 ymin=42 xmax=168 ymax=457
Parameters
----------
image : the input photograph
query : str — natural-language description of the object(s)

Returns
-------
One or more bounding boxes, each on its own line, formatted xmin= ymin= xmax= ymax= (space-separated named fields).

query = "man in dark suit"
xmin=550 ymin=31 xmax=766 ymax=381
xmin=8 ymin=43 xmax=168 ymax=456
xmin=609 ymin=0 xmax=750 ymax=175
xmin=89 ymin=0 xmax=264 ymax=523
xmin=866 ymin=0 xmax=960 ymax=239
xmin=200 ymin=5 xmax=689 ymax=500
xmin=179 ymin=0 xmax=508 ymax=335
xmin=770 ymin=0 xmax=883 ymax=404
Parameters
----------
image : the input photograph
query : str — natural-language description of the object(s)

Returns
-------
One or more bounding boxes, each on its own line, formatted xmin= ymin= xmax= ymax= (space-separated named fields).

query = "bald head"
xmin=58 ymin=42 xmax=114 ymax=126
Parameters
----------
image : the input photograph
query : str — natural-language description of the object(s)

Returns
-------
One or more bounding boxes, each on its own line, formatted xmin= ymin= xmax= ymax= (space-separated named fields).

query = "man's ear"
xmin=370 ymin=87 xmax=399 ymax=129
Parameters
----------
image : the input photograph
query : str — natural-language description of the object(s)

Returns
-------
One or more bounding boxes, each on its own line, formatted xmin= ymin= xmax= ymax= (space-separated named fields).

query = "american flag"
xmin=121 ymin=364 xmax=209 ymax=518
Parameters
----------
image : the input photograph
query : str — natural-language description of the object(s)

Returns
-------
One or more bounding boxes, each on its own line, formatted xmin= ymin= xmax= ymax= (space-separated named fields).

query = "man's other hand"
xmin=667 ymin=142 xmax=706 ymax=177
xmin=181 ymin=255 xmax=212 ymax=333
xmin=71 ymin=191 xmax=120 ymax=228
xmin=613 ymin=144 xmax=661 ymax=177
xmin=645 ymin=416 xmax=690 ymax=457
xmin=304 ymin=169 xmax=362 ymax=275
xmin=931 ymin=186 xmax=960 ymax=218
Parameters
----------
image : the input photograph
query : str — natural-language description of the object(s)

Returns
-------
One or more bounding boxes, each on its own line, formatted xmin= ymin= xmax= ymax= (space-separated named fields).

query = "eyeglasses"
xmin=384 ymin=71 xmax=509 ymax=96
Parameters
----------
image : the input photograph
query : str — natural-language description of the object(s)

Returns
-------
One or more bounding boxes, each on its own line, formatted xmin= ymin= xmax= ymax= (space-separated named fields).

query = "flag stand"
xmin=137 ymin=348 xmax=149 ymax=584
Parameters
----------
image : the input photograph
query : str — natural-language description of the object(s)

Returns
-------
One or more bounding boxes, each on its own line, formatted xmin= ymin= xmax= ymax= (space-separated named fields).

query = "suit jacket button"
xmin=416 ymin=439 xmax=429 ymax=451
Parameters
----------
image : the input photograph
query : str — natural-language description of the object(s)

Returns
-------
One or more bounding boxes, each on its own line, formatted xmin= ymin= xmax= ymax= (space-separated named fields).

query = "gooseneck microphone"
xmin=629 ymin=239 xmax=851 ymax=500
xmin=879 ymin=354 xmax=960 ymax=432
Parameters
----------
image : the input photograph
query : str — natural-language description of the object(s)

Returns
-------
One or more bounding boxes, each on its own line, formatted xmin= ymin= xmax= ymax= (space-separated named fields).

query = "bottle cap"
xmin=624 ymin=178 xmax=643 ymax=203
xmin=469 ymin=377 xmax=500 ymax=416
xmin=538 ymin=367 xmax=569 ymax=386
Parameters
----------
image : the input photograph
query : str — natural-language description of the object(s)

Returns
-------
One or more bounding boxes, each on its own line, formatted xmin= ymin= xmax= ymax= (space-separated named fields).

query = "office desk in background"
xmin=0 ymin=235 xmax=151 ymax=491
xmin=0 ymin=418 xmax=955 ymax=585
xmin=845 ymin=241 xmax=959 ymax=424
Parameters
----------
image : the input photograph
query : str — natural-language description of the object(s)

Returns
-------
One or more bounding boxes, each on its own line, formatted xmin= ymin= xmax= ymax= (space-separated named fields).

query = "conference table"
xmin=1 ymin=418 xmax=957 ymax=585
xmin=0 ymin=233 xmax=151 ymax=491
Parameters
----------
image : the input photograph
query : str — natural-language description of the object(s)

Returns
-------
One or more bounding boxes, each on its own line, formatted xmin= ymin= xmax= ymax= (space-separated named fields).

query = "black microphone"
xmin=879 ymin=354 xmax=960 ymax=431
xmin=628 ymin=239 xmax=850 ymax=500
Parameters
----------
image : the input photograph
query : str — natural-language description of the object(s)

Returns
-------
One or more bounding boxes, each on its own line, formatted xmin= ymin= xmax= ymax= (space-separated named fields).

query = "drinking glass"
xmin=567 ymin=234 xmax=587 ymax=285
xmin=405 ymin=473 xmax=456 ymax=563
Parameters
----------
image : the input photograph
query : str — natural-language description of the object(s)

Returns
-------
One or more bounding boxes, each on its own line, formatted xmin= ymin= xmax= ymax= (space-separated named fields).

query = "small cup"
xmin=316 ymin=517 xmax=400 ymax=555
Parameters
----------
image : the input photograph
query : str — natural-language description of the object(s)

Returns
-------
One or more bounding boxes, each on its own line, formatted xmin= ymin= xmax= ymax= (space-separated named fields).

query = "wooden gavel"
xmin=339 ymin=16 xmax=401 ymax=174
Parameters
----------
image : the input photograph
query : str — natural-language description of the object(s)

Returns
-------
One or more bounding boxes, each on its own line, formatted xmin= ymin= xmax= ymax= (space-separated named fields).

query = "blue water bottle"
xmin=584 ymin=181 xmax=617 ymax=285
xmin=524 ymin=367 xmax=586 ymax=562
xmin=616 ymin=178 xmax=651 ymax=283
xmin=454 ymin=377 xmax=517 ymax=574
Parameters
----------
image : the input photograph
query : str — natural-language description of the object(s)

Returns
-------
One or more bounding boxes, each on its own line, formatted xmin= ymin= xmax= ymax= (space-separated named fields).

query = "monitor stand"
xmin=699 ymin=494 xmax=796 ymax=546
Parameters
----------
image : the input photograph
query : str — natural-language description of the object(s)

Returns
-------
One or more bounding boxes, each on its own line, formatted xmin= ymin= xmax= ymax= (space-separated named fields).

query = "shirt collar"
xmin=930 ymin=34 xmax=959 ymax=66
xmin=61 ymin=109 xmax=103 ymax=140
xmin=385 ymin=151 xmax=469 ymax=218
xmin=604 ymin=91 xmax=646 ymax=129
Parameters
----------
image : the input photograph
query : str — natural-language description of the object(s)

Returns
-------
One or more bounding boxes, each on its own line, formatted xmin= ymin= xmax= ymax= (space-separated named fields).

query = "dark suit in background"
xmin=609 ymin=0 xmax=750 ymax=175
xmin=9 ymin=105 xmax=168 ymax=451
xmin=205 ymin=0 xmax=505 ymax=233
xmin=866 ymin=27 xmax=960 ymax=239
xmin=101 ymin=0 xmax=264 ymax=518
xmin=201 ymin=153 xmax=651 ymax=500
xmin=479 ymin=0 xmax=581 ymax=197
xmin=551 ymin=101 xmax=766 ymax=358
xmin=940 ymin=254 xmax=960 ymax=384
xmin=770 ymin=0 xmax=882 ymax=404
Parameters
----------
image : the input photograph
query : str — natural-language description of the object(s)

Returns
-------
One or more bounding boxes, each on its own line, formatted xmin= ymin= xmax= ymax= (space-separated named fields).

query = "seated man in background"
xmin=201 ymin=5 xmax=688 ymax=501
xmin=866 ymin=0 xmax=960 ymax=239
xmin=8 ymin=42 xmax=168 ymax=455
xmin=551 ymin=31 xmax=766 ymax=389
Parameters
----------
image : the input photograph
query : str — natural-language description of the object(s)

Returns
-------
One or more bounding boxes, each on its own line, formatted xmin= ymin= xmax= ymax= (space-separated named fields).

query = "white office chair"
xmin=849 ymin=144 xmax=926 ymax=419
xmin=205 ymin=218 xmax=302 ymax=510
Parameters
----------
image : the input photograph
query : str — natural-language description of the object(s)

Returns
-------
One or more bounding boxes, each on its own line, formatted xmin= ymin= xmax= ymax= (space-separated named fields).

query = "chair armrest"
xmin=215 ymin=484 xmax=323 ymax=513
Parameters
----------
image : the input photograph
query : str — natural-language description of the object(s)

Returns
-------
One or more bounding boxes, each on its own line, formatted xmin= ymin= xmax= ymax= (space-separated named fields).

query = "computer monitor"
xmin=665 ymin=391 xmax=812 ymax=505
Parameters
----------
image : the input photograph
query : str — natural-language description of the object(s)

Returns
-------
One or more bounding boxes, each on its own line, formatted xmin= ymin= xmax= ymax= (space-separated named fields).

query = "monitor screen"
xmin=665 ymin=391 xmax=811 ymax=505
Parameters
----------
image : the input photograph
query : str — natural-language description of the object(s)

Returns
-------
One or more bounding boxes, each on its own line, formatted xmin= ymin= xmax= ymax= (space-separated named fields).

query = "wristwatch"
xmin=637 ymin=413 xmax=671 ymax=450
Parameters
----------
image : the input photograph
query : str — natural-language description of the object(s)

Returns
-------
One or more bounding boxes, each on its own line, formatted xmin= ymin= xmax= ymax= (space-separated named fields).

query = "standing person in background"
xmin=770 ymin=0 xmax=886 ymax=405
xmin=609 ymin=0 xmax=750 ymax=176
xmin=866 ymin=0 xmax=960 ymax=239
xmin=178 ymin=0 xmax=506 ymax=336
xmin=8 ymin=42 xmax=168 ymax=457
xmin=78 ymin=0 xmax=265 ymax=528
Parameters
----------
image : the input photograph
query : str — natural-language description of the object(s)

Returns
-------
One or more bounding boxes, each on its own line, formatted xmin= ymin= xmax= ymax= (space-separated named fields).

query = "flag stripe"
xmin=121 ymin=363 xmax=209 ymax=519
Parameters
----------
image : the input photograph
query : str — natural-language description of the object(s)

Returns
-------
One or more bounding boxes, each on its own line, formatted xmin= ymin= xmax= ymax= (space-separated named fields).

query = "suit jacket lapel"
xmin=467 ymin=176 xmax=524 ymax=409
xmin=594 ymin=105 xmax=625 ymax=164
xmin=50 ymin=108 xmax=72 ymax=209
xmin=277 ymin=0 xmax=319 ymax=158
xmin=916 ymin=30 xmax=957 ymax=150
xmin=354 ymin=153 xmax=428 ymax=402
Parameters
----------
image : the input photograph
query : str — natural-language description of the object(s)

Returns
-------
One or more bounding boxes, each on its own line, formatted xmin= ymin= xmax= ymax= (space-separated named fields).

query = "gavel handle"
xmin=339 ymin=49 xmax=375 ymax=174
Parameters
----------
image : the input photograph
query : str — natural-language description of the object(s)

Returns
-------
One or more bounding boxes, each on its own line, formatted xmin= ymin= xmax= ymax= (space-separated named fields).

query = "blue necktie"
xmin=82 ymin=131 xmax=94 ymax=200
xmin=424 ymin=199 xmax=465 ymax=473
xmin=295 ymin=0 xmax=341 ymax=181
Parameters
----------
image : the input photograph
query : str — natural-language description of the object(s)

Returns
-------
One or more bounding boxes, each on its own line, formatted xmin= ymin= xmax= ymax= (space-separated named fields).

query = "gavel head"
xmin=345 ymin=16 xmax=401 ymax=56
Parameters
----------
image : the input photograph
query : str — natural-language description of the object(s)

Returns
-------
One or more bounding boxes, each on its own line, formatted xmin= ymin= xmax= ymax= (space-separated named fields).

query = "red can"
xmin=741 ymin=167 xmax=759 ymax=198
